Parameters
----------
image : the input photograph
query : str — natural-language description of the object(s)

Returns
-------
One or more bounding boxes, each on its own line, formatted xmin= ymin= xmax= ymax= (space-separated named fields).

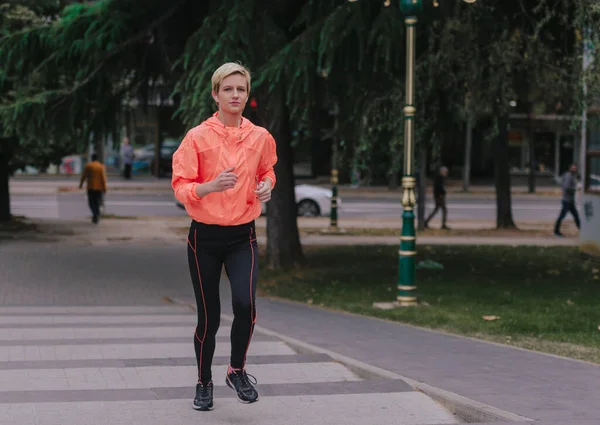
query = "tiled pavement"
xmin=0 ymin=305 xmax=460 ymax=425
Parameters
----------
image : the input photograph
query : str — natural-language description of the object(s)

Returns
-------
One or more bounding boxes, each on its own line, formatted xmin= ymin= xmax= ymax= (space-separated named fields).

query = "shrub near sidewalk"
xmin=258 ymin=245 xmax=600 ymax=364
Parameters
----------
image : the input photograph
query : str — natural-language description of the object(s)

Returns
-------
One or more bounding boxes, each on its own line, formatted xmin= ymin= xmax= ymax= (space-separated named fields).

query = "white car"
xmin=269 ymin=184 xmax=339 ymax=217
xmin=175 ymin=183 xmax=339 ymax=217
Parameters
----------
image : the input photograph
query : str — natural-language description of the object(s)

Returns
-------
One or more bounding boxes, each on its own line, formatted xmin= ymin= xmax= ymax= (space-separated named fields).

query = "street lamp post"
xmin=330 ymin=102 xmax=340 ymax=230
xmin=396 ymin=0 xmax=422 ymax=307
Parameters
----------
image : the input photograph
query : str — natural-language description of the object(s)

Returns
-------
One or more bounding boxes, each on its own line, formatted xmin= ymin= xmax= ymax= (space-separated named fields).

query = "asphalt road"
xmin=9 ymin=192 xmax=574 ymax=222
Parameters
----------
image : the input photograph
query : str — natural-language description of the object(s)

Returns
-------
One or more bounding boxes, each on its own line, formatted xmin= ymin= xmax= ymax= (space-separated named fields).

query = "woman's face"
xmin=213 ymin=74 xmax=248 ymax=115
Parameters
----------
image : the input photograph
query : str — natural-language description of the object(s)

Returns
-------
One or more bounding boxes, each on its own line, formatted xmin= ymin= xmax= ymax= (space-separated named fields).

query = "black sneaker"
xmin=226 ymin=369 xmax=259 ymax=404
xmin=192 ymin=381 xmax=214 ymax=411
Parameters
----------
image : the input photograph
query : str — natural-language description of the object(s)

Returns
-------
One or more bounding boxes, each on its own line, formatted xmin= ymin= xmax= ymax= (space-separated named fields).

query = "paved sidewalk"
xmin=0 ymin=216 xmax=580 ymax=247
xmin=247 ymin=296 xmax=600 ymax=425
xmin=9 ymin=176 xmax=564 ymax=199
xmin=9 ymin=177 xmax=174 ymax=195
xmin=0 ymin=304 xmax=460 ymax=425
xmin=150 ymin=269 xmax=596 ymax=425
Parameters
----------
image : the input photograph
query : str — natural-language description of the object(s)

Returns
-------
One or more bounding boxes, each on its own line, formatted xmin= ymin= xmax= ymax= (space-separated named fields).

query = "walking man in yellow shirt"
xmin=79 ymin=154 xmax=107 ymax=224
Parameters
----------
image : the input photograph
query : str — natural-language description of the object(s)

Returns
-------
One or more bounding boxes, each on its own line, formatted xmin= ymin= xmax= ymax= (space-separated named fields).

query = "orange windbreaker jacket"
xmin=171 ymin=113 xmax=277 ymax=226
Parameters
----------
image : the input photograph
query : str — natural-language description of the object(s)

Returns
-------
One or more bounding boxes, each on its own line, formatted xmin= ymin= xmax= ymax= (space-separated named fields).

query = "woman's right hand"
xmin=209 ymin=167 xmax=238 ymax=193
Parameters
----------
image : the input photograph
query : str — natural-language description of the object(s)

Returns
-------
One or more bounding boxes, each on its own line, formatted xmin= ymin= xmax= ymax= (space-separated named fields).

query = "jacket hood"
xmin=201 ymin=112 xmax=256 ymax=142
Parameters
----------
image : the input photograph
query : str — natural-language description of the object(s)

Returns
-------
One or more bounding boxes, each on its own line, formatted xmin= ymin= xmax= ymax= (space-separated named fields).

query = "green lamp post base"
xmin=399 ymin=0 xmax=423 ymax=16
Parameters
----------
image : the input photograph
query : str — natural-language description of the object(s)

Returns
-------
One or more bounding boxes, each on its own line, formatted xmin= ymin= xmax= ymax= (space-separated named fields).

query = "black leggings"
xmin=186 ymin=220 xmax=258 ymax=383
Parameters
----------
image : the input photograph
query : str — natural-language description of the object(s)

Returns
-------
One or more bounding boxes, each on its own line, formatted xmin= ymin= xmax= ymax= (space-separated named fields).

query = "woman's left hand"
xmin=254 ymin=179 xmax=272 ymax=203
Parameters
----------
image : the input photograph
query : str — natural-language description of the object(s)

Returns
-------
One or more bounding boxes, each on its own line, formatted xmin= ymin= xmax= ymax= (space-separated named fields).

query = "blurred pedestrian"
xmin=425 ymin=165 xmax=450 ymax=230
xmin=78 ymin=153 xmax=107 ymax=224
xmin=171 ymin=62 xmax=277 ymax=412
xmin=120 ymin=137 xmax=134 ymax=179
xmin=554 ymin=163 xmax=580 ymax=237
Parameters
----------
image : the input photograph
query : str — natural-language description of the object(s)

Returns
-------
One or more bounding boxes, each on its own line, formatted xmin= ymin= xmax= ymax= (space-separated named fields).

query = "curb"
xmin=165 ymin=296 xmax=531 ymax=424
xmin=398 ymin=377 xmax=532 ymax=423
xmin=245 ymin=317 xmax=533 ymax=424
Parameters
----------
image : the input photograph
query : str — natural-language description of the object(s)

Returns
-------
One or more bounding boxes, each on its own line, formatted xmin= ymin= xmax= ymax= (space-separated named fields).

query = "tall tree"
xmin=0 ymin=0 xmax=204 ymax=218
xmin=0 ymin=0 xmax=309 ymax=269
xmin=172 ymin=0 xmax=309 ymax=269
xmin=0 ymin=1 xmax=70 ymax=221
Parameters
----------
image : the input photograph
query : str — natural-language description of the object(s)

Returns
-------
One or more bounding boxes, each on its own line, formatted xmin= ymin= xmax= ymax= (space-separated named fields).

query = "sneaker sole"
xmin=226 ymin=376 xmax=259 ymax=404
xmin=192 ymin=401 xmax=214 ymax=411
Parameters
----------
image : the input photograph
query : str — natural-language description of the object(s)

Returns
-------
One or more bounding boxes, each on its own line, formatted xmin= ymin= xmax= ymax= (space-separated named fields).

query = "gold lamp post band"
xmin=399 ymin=250 xmax=417 ymax=256
xmin=397 ymin=296 xmax=418 ymax=306
xmin=398 ymin=285 xmax=417 ymax=291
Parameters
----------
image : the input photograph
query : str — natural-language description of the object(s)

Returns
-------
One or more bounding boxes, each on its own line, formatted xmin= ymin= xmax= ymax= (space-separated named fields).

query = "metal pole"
xmin=330 ymin=103 xmax=339 ymax=229
xmin=397 ymin=15 xmax=418 ymax=306
xmin=330 ymin=168 xmax=339 ymax=228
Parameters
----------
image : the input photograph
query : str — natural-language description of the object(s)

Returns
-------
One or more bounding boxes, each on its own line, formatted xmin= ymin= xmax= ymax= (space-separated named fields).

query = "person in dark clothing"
xmin=554 ymin=163 xmax=581 ymax=237
xmin=425 ymin=166 xmax=450 ymax=229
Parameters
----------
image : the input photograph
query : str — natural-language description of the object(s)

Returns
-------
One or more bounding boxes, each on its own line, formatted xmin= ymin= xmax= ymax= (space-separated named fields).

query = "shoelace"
xmin=198 ymin=382 xmax=212 ymax=399
xmin=235 ymin=370 xmax=258 ymax=391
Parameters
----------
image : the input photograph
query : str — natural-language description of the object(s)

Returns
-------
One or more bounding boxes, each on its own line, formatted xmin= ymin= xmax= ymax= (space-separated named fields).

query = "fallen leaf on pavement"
xmin=483 ymin=315 xmax=501 ymax=321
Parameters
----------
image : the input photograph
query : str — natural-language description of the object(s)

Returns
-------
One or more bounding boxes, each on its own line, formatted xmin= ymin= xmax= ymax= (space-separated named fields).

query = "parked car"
xmin=152 ymin=139 xmax=181 ymax=176
xmin=175 ymin=183 xmax=340 ymax=217
xmin=133 ymin=139 xmax=182 ymax=176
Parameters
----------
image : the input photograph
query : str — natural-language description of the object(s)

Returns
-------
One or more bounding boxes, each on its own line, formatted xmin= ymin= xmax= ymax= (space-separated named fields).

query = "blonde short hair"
xmin=211 ymin=62 xmax=251 ymax=94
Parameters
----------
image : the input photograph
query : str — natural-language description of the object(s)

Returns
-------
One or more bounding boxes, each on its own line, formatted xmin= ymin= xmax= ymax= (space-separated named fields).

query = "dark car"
xmin=151 ymin=139 xmax=181 ymax=177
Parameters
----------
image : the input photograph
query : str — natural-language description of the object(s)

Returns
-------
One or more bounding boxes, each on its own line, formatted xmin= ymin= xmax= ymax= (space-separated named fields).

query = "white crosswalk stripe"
xmin=0 ymin=304 xmax=458 ymax=425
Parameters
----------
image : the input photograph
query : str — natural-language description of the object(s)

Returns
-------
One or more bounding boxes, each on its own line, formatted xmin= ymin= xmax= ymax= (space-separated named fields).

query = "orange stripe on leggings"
xmin=242 ymin=229 xmax=257 ymax=367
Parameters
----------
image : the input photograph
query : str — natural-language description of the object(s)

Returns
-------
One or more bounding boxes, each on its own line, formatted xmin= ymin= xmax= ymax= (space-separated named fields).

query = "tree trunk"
xmin=528 ymin=139 xmax=536 ymax=193
xmin=527 ymin=117 xmax=536 ymax=193
xmin=308 ymin=77 xmax=322 ymax=179
xmin=462 ymin=113 xmax=474 ymax=192
xmin=527 ymin=111 xmax=537 ymax=193
xmin=262 ymin=87 xmax=305 ymax=269
xmin=93 ymin=130 xmax=104 ymax=163
xmin=0 ymin=151 xmax=10 ymax=223
xmin=494 ymin=114 xmax=517 ymax=229
xmin=388 ymin=172 xmax=398 ymax=190
xmin=0 ymin=134 xmax=15 ymax=223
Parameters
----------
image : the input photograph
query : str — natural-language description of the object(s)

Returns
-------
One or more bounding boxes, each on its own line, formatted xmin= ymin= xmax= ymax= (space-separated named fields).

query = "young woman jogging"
xmin=171 ymin=62 xmax=277 ymax=411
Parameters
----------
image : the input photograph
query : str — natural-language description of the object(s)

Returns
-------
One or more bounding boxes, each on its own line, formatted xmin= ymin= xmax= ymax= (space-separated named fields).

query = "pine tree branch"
xmin=57 ymin=0 xmax=186 ymax=97
xmin=155 ymin=25 xmax=175 ymax=77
